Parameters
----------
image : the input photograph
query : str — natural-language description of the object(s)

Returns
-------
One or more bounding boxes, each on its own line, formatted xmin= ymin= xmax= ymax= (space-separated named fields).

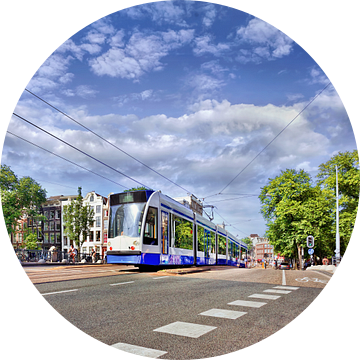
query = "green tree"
xmin=63 ymin=187 xmax=94 ymax=258
xmin=0 ymin=165 xmax=47 ymax=236
xmin=316 ymin=150 xmax=359 ymax=255
xmin=21 ymin=232 xmax=41 ymax=250
xmin=259 ymin=169 xmax=332 ymax=266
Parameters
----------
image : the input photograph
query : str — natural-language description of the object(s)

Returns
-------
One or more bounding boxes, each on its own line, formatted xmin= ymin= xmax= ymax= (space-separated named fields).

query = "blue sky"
xmin=2 ymin=0 xmax=357 ymax=238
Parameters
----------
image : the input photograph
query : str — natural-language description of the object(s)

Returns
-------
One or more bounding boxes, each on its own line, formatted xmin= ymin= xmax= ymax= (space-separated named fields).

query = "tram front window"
xmin=109 ymin=203 xmax=146 ymax=239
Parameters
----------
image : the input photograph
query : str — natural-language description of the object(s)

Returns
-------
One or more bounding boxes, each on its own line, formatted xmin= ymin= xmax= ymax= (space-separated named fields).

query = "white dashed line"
xmin=109 ymin=281 xmax=134 ymax=286
xmin=42 ymin=289 xmax=78 ymax=296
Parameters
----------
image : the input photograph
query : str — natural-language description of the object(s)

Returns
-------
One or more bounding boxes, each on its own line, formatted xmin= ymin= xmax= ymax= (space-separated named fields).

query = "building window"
xmin=96 ymin=205 xmax=101 ymax=213
xmin=50 ymin=222 xmax=54 ymax=231
xmin=55 ymin=210 xmax=60 ymax=219
xmin=96 ymin=216 xmax=101 ymax=227
xmin=90 ymin=195 xmax=94 ymax=202
xmin=89 ymin=232 xmax=94 ymax=242
xmin=96 ymin=231 xmax=101 ymax=241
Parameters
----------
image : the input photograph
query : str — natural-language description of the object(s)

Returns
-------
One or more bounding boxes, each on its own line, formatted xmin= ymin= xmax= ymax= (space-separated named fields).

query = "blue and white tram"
xmin=106 ymin=190 xmax=247 ymax=267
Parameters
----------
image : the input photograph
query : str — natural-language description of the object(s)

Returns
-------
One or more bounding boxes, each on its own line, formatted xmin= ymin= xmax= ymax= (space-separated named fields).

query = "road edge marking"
xmin=41 ymin=289 xmax=78 ymax=296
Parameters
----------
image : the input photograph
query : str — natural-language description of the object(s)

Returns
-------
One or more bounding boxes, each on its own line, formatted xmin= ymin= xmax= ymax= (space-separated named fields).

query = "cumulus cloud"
xmin=235 ymin=18 xmax=293 ymax=63
xmin=193 ymin=34 xmax=230 ymax=57
xmin=89 ymin=29 xmax=195 ymax=79
xmin=124 ymin=1 xmax=188 ymax=27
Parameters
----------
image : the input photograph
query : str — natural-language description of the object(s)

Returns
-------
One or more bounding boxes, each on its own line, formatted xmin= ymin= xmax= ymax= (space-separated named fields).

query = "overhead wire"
xmin=12 ymin=112 xmax=150 ymax=190
xmin=7 ymin=130 xmax=129 ymax=189
xmin=204 ymin=82 xmax=332 ymax=199
xmin=24 ymin=88 xmax=193 ymax=195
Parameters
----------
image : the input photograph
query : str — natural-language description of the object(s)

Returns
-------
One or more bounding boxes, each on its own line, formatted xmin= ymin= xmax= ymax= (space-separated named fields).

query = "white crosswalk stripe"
xmin=111 ymin=280 xmax=299 ymax=356
xmin=153 ymin=321 xmax=217 ymax=338
xmin=199 ymin=308 xmax=247 ymax=319
xmin=228 ymin=300 xmax=267 ymax=308
xmin=111 ymin=342 xmax=167 ymax=358
xmin=264 ymin=289 xmax=292 ymax=294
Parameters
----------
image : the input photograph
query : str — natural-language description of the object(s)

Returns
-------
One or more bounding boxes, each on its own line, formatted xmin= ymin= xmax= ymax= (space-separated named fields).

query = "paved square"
xmin=228 ymin=300 xmax=267 ymax=308
xmin=249 ymin=293 xmax=281 ymax=300
xmin=199 ymin=308 xmax=247 ymax=319
xmin=153 ymin=321 xmax=217 ymax=338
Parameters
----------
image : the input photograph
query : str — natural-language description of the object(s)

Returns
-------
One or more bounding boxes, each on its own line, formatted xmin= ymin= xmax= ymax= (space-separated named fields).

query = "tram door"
xmin=161 ymin=211 xmax=169 ymax=264
xmin=204 ymin=229 xmax=211 ymax=265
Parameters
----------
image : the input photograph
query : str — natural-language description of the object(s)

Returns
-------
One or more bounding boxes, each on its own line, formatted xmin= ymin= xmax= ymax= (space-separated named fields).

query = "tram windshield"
xmin=109 ymin=202 xmax=146 ymax=239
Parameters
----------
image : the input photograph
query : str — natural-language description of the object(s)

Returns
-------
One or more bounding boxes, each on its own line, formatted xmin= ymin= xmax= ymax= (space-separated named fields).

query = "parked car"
xmin=279 ymin=262 xmax=290 ymax=270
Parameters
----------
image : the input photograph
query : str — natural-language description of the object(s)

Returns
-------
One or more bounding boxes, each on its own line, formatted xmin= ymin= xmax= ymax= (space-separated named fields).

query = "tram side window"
xmin=172 ymin=215 xmax=193 ymax=250
xmin=218 ymin=235 xmax=226 ymax=255
xmin=144 ymin=207 xmax=158 ymax=245
xmin=197 ymin=226 xmax=205 ymax=252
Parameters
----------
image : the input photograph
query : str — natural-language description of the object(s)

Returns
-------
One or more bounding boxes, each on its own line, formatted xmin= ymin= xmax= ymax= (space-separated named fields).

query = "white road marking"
xmin=41 ymin=289 xmax=78 ymax=296
xmin=153 ymin=321 xmax=217 ymax=338
xmin=249 ymin=293 xmax=281 ymax=300
xmin=264 ymin=289 xmax=292 ymax=294
xmin=152 ymin=276 xmax=169 ymax=280
xmin=313 ymin=270 xmax=333 ymax=279
xmin=109 ymin=281 xmax=134 ymax=286
xmin=228 ymin=300 xmax=267 ymax=308
xmin=274 ymin=286 xmax=299 ymax=290
xmin=111 ymin=342 xmax=167 ymax=358
xmin=199 ymin=308 xmax=247 ymax=319
xmin=282 ymin=270 xmax=286 ymax=285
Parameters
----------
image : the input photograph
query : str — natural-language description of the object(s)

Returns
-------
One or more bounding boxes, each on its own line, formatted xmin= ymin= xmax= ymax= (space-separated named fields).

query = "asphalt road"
xmin=33 ymin=266 xmax=329 ymax=359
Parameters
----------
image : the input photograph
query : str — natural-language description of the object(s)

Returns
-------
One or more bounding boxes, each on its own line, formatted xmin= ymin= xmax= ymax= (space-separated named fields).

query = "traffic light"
xmin=307 ymin=235 xmax=314 ymax=248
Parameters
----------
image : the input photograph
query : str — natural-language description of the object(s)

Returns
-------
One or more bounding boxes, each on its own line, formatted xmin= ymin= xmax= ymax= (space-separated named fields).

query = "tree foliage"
xmin=63 ymin=187 xmax=94 ymax=251
xmin=0 ymin=165 xmax=47 ymax=235
xmin=259 ymin=151 xmax=359 ymax=262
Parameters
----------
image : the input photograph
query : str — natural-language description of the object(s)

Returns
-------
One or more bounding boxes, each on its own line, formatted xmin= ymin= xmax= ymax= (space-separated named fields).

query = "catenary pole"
xmin=335 ymin=166 xmax=341 ymax=265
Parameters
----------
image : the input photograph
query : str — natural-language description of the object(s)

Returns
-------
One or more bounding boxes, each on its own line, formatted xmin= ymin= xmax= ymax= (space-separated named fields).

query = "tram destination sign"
xmin=110 ymin=191 xmax=147 ymax=206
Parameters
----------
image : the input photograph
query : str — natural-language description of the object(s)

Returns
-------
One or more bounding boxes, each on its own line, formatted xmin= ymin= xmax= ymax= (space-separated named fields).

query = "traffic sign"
xmin=308 ymin=248 xmax=314 ymax=255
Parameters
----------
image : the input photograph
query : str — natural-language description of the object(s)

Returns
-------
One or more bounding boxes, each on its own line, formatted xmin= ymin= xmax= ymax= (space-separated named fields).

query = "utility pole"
xmin=335 ymin=166 xmax=341 ymax=265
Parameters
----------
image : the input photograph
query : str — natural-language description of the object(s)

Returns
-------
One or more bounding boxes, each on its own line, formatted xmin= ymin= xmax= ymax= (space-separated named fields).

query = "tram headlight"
xmin=133 ymin=241 xmax=139 ymax=246
xmin=108 ymin=241 xmax=111 ymax=246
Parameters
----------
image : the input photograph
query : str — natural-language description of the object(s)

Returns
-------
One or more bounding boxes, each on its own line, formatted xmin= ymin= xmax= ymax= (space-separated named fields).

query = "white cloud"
xmin=125 ymin=1 xmax=188 ymax=27
xmin=236 ymin=18 xmax=293 ymax=63
xmin=193 ymin=35 xmax=230 ymax=57
xmin=89 ymin=29 xmax=195 ymax=79
xmin=113 ymin=89 xmax=156 ymax=107
xmin=202 ymin=4 xmax=217 ymax=27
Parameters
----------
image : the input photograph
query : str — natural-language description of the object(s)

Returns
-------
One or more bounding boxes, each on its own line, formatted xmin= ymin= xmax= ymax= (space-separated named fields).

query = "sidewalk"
xmin=21 ymin=260 xmax=104 ymax=267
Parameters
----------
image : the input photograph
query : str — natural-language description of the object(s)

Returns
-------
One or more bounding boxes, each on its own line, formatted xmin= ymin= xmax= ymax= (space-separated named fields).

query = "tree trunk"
xmin=297 ymin=243 xmax=302 ymax=271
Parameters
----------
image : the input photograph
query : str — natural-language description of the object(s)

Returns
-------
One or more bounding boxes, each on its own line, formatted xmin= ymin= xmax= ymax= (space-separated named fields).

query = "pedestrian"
xmin=92 ymin=247 xmax=96 ymax=263
xmin=73 ymin=246 xmax=78 ymax=263
xmin=69 ymin=245 xmax=75 ymax=264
